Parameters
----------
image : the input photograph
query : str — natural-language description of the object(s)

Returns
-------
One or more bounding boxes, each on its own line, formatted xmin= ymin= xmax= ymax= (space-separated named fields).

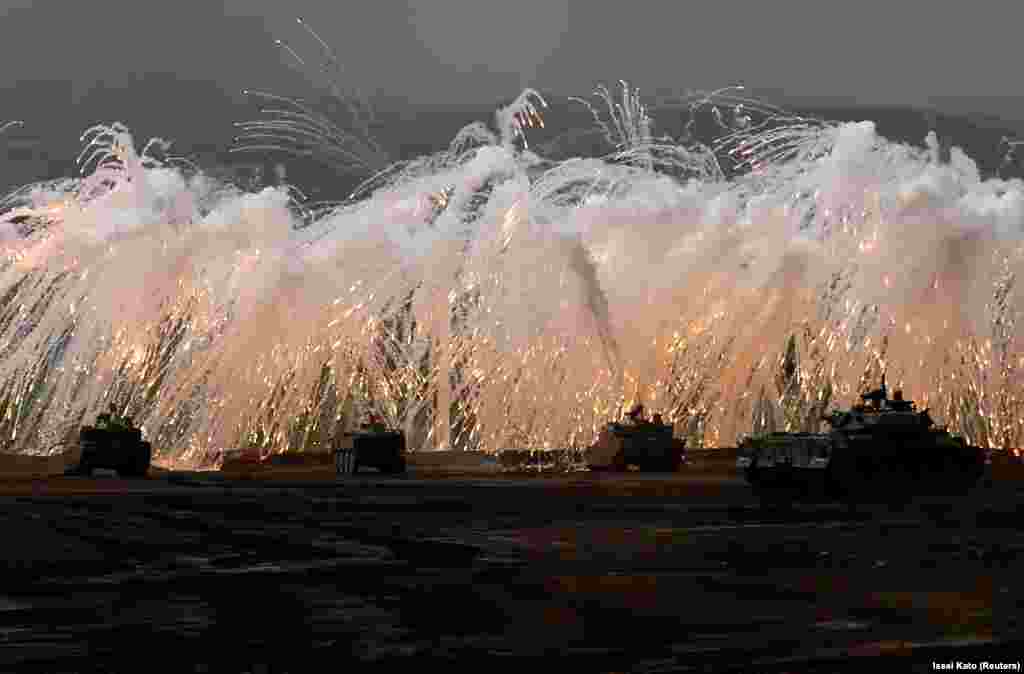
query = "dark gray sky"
xmin=2 ymin=0 xmax=1023 ymax=134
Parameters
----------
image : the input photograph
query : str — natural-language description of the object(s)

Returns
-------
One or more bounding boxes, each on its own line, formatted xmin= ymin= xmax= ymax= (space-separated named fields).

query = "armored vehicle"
xmin=586 ymin=405 xmax=686 ymax=472
xmin=334 ymin=415 xmax=407 ymax=475
xmin=64 ymin=408 xmax=152 ymax=478
xmin=737 ymin=378 xmax=986 ymax=504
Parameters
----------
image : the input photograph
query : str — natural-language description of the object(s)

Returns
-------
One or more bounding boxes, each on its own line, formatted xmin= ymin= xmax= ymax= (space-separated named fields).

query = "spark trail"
xmin=1 ymin=84 xmax=1024 ymax=466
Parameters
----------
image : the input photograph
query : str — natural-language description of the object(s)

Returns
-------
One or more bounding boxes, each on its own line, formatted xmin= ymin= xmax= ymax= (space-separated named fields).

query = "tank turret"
xmin=737 ymin=377 xmax=985 ymax=504
xmin=820 ymin=381 xmax=941 ymax=436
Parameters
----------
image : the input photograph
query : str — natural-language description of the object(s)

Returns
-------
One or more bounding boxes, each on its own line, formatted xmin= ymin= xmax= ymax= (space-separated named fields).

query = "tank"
xmin=64 ymin=409 xmax=152 ymax=478
xmin=334 ymin=417 xmax=407 ymax=476
xmin=738 ymin=378 xmax=986 ymax=504
xmin=585 ymin=406 xmax=686 ymax=472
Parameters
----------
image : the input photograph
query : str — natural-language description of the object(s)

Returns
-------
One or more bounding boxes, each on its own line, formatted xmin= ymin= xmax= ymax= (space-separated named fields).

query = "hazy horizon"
xmin=5 ymin=81 xmax=1024 ymax=199
xmin=3 ymin=1 xmax=1024 ymax=118
xmin=5 ymin=0 xmax=1024 ymax=196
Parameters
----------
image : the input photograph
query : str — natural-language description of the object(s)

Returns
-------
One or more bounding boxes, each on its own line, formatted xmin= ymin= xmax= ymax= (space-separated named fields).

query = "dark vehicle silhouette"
xmin=334 ymin=414 xmax=407 ymax=475
xmin=64 ymin=408 xmax=152 ymax=478
xmin=586 ymin=406 xmax=686 ymax=472
xmin=737 ymin=377 xmax=985 ymax=504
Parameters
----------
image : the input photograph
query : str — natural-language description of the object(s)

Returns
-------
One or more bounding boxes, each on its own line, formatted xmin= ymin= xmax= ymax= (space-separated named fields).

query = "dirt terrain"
xmin=1 ymin=452 xmax=1022 ymax=673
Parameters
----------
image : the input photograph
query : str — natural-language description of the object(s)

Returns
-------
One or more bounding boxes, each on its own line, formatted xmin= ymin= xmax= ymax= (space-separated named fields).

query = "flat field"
xmin=0 ymin=452 xmax=1021 ymax=673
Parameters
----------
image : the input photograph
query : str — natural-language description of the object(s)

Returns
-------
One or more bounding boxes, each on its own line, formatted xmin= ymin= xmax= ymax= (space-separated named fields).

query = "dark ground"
xmin=1 ymin=467 xmax=1022 ymax=673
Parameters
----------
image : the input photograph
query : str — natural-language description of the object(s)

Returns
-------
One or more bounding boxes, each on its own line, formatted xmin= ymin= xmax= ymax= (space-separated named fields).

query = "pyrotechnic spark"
xmin=232 ymin=17 xmax=387 ymax=178
xmin=232 ymin=92 xmax=388 ymax=177
xmin=494 ymin=88 xmax=548 ymax=151
xmin=2 ymin=72 xmax=1024 ymax=461
xmin=570 ymin=81 xmax=724 ymax=180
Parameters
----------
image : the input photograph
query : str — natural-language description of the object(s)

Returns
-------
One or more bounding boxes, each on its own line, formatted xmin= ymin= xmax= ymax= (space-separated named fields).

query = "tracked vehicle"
xmin=586 ymin=406 xmax=686 ymax=472
xmin=738 ymin=378 xmax=985 ymax=504
xmin=64 ymin=408 xmax=152 ymax=478
xmin=334 ymin=415 xmax=407 ymax=476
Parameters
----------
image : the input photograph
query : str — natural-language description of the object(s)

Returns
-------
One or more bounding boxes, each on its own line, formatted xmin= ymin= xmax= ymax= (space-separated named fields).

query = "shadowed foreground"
xmin=0 ymin=455 xmax=1022 ymax=672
